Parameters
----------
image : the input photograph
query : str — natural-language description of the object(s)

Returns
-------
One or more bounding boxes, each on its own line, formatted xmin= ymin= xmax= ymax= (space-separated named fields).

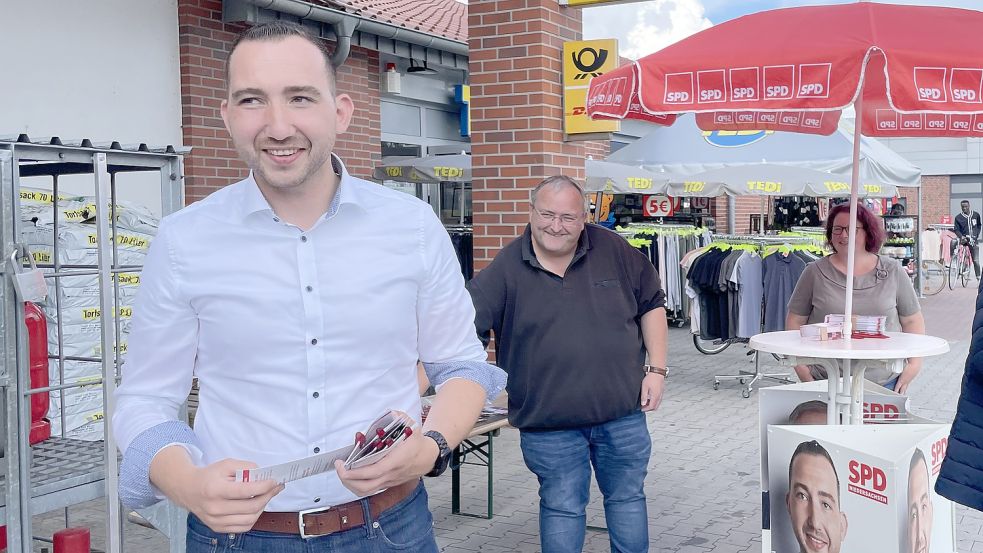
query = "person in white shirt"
xmin=112 ymin=21 xmax=505 ymax=552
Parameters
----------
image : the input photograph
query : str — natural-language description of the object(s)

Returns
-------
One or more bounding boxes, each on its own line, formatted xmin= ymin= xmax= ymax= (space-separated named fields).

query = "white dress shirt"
xmin=113 ymin=158 xmax=500 ymax=511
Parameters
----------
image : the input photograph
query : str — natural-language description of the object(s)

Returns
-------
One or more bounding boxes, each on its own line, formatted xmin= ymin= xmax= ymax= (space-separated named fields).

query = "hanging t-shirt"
xmin=732 ymin=252 xmax=764 ymax=338
xmin=762 ymin=252 xmax=807 ymax=332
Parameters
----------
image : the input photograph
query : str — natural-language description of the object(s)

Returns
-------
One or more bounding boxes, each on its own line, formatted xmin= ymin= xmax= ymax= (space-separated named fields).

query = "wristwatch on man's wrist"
xmin=424 ymin=430 xmax=452 ymax=477
xmin=643 ymin=365 xmax=669 ymax=378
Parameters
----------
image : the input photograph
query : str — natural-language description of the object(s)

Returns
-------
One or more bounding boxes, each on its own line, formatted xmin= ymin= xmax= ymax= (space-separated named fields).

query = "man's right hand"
xmin=151 ymin=447 xmax=284 ymax=533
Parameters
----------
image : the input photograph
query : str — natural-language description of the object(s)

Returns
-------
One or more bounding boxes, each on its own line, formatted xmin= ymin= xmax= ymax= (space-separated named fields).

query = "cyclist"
xmin=954 ymin=200 xmax=982 ymax=280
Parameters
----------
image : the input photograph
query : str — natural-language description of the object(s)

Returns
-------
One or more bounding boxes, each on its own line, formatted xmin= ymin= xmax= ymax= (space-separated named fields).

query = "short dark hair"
xmin=788 ymin=400 xmax=828 ymax=424
xmin=962 ymin=200 xmax=971 ymax=206
xmin=825 ymin=203 xmax=886 ymax=253
xmin=909 ymin=448 xmax=928 ymax=479
xmin=789 ymin=440 xmax=840 ymax=502
xmin=226 ymin=21 xmax=337 ymax=93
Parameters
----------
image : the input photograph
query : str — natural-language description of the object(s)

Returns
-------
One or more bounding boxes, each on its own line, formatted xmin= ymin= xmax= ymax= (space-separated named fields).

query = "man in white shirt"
xmin=112 ymin=21 xmax=505 ymax=552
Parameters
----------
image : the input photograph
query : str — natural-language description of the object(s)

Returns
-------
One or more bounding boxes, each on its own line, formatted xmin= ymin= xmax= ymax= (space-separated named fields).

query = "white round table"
xmin=749 ymin=331 xmax=949 ymax=424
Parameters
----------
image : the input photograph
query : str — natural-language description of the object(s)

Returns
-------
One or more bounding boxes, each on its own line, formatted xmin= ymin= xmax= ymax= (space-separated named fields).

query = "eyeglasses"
xmin=831 ymin=225 xmax=864 ymax=235
xmin=532 ymin=207 xmax=583 ymax=225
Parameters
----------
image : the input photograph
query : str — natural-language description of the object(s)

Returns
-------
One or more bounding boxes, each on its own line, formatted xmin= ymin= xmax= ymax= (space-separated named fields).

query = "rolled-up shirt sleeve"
xmin=631 ymin=244 xmax=667 ymax=316
xmin=416 ymin=211 xmax=506 ymax=400
xmin=113 ymin=220 xmax=201 ymax=508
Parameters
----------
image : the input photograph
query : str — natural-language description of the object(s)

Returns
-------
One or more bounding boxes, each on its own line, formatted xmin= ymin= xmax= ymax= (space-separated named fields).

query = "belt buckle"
xmin=298 ymin=505 xmax=333 ymax=540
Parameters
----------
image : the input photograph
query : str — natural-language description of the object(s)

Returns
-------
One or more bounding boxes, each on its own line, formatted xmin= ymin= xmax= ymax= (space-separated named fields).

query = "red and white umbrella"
xmin=587 ymin=1 xmax=983 ymax=333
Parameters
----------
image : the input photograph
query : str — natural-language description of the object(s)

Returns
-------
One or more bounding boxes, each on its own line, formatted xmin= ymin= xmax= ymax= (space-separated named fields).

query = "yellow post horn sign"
xmin=563 ymin=39 xmax=620 ymax=135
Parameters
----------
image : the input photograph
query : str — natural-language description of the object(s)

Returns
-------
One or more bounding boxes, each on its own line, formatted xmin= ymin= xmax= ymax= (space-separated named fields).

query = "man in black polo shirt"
xmin=468 ymin=175 xmax=668 ymax=553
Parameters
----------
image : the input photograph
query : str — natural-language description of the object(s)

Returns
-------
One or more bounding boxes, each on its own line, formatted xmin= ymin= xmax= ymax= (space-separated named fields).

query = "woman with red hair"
xmin=786 ymin=203 xmax=925 ymax=394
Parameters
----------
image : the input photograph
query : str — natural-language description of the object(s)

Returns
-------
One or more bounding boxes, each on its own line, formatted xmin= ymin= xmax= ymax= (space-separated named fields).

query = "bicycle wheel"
xmin=920 ymin=260 xmax=946 ymax=296
xmin=961 ymin=260 xmax=970 ymax=287
xmin=949 ymin=256 xmax=962 ymax=290
xmin=693 ymin=334 xmax=729 ymax=355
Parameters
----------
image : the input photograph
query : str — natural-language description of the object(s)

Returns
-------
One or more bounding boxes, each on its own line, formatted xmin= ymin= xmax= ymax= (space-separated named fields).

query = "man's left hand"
xmin=334 ymin=428 xmax=437 ymax=497
xmin=640 ymin=374 xmax=665 ymax=412
xmin=894 ymin=362 xmax=922 ymax=395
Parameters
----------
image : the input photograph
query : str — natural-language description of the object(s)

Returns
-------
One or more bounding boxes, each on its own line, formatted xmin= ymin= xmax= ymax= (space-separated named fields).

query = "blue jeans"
xmin=520 ymin=411 xmax=651 ymax=553
xmin=186 ymin=480 xmax=437 ymax=552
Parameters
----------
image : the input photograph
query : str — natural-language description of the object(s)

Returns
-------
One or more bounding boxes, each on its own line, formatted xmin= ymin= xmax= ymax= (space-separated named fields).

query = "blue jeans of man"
xmin=520 ymin=410 xmax=651 ymax=553
xmin=185 ymin=480 xmax=438 ymax=552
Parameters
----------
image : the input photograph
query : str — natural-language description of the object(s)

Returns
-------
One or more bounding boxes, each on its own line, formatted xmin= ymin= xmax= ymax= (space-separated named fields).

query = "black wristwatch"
xmin=424 ymin=430 xmax=452 ymax=477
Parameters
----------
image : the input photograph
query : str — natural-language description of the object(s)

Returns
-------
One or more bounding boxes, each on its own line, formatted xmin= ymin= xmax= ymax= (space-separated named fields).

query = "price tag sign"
xmin=642 ymin=195 xmax=677 ymax=217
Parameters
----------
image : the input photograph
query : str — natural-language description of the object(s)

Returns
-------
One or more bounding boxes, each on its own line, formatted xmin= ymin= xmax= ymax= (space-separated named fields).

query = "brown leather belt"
xmin=252 ymin=479 xmax=419 ymax=539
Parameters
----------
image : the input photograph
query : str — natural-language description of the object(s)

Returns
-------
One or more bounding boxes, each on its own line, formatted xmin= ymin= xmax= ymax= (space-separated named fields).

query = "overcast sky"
xmin=583 ymin=0 xmax=983 ymax=60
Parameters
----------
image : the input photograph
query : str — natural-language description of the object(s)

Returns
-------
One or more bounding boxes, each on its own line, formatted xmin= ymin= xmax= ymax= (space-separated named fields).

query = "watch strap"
xmin=424 ymin=430 xmax=451 ymax=477
xmin=643 ymin=364 xmax=669 ymax=378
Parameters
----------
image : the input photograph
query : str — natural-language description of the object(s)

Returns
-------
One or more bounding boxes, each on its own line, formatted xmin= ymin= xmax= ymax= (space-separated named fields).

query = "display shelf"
xmin=0 ymin=438 xmax=105 ymax=521
xmin=0 ymin=139 xmax=187 ymax=553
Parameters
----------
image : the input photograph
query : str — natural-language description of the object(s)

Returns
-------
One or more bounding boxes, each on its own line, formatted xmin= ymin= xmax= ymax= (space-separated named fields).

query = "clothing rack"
xmin=690 ymin=234 xmax=823 ymax=396
xmin=620 ymin=223 xmax=709 ymax=327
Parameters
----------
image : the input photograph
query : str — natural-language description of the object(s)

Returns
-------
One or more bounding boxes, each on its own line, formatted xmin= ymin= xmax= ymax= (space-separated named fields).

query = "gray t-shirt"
xmin=787 ymin=255 xmax=921 ymax=384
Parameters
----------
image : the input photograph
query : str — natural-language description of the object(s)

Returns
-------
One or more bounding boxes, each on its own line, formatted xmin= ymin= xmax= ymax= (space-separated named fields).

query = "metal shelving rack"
xmin=0 ymin=137 xmax=186 ymax=552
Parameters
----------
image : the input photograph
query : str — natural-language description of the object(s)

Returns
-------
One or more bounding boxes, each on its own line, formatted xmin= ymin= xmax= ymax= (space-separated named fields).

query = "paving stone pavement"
xmin=28 ymin=285 xmax=983 ymax=552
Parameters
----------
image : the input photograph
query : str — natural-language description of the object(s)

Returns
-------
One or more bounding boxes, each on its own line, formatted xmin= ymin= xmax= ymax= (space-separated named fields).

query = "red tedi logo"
xmin=914 ymin=67 xmax=947 ymax=102
xmin=665 ymin=72 xmax=694 ymax=104
xmin=763 ymin=65 xmax=794 ymax=100
xmin=797 ymin=63 xmax=831 ymax=98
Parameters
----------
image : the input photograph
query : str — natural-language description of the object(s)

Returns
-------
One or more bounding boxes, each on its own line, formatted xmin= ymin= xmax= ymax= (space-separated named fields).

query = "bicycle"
xmin=692 ymin=333 xmax=731 ymax=354
xmin=949 ymin=239 xmax=975 ymax=290
xmin=920 ymin=259 xmax=947 ymax=296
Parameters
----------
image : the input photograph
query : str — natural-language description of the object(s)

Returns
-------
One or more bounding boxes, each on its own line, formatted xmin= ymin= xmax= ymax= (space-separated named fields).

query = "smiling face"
xmin=829 ymin=211 xmax=866 ymax=255
xmin=907 ymin=457 xmax=933 ymax=553
xmin=221 ymin=36 xmax=354 ymax=197
xmin=529 ymin=183 xmax=587 ymax=259
xmin=787 ymin=453 xmax=848 ymax=553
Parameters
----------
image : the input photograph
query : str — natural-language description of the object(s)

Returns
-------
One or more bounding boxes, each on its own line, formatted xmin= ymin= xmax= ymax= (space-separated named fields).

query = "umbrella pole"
xmin=844 ymin=95 xmax=864 ymax=340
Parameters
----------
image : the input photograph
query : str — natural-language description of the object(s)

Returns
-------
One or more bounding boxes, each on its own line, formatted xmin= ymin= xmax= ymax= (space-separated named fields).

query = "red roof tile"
xmin=310 ymin=0 xmax=468 ymax=43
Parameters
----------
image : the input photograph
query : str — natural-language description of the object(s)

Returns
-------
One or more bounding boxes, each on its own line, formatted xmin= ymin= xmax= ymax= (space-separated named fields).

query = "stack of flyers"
xmin=235 ymin=410 xmax=415 ymax=484
xmin=824 ymin=314 xmax=888 ymax=338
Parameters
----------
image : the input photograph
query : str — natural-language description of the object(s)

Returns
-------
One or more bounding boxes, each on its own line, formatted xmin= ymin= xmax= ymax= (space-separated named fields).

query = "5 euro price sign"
xmin=642 ymin=195 xmax=678 ymax=218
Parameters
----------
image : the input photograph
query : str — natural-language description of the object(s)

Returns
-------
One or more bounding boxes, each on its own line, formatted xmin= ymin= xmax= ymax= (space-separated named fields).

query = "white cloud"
xmin=582 ymin=0 xmax=713 ymax=60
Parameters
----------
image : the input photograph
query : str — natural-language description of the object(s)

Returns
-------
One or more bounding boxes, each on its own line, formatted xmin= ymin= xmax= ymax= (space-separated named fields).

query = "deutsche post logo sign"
xmin=563 ymin=39 xmax=619 ymax=135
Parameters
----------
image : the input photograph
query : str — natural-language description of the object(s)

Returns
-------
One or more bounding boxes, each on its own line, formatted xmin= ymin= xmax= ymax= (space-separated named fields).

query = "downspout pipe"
xmin=237 ymin=0 xmax=468 ymax=67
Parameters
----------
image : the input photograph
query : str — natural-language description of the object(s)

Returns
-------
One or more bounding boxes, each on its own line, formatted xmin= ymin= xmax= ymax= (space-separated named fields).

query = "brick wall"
xmin=178 ymin=0 xmax=380 ymax=204
xmin=469 ymin=0 xmax=605 ymax=269
xmin=898 ymin=175 xmax=950 ymax=227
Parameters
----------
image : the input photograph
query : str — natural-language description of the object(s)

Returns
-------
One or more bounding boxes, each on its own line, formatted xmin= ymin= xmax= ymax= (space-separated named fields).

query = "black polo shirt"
xmin=468 ymin=224 xmax=666 ymax=430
